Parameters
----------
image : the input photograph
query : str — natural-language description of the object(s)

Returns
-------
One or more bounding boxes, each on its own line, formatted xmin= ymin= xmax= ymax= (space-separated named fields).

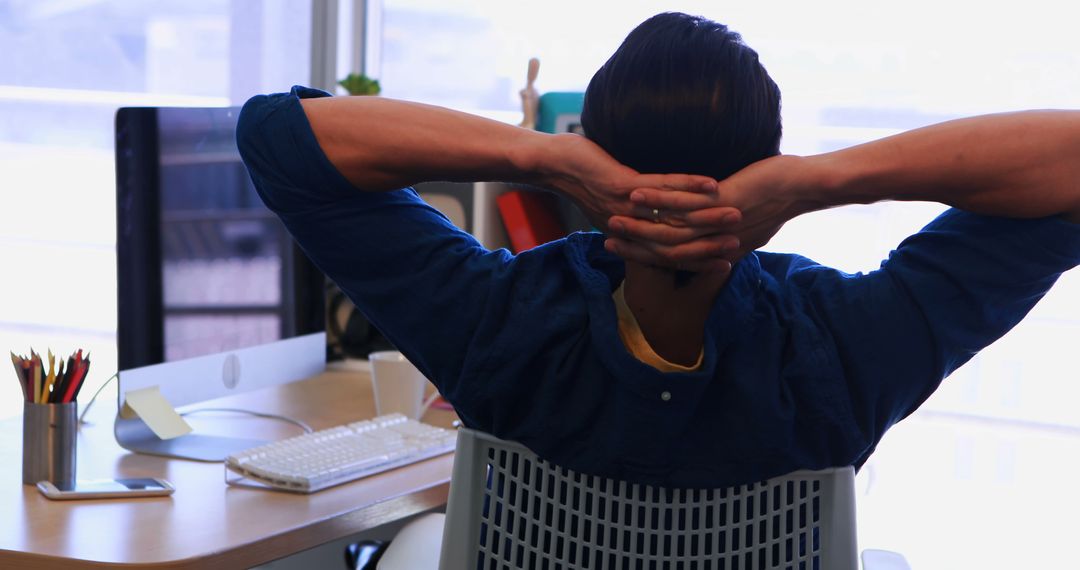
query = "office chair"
xmin=376 ymin=429 xmax=910 ymax=569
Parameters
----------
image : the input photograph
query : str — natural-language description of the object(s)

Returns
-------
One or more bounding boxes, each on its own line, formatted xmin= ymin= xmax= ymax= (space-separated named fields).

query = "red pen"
xmin=70 ymin=355 xmax=90 ymax=402
xmin=56 ymin=353 xmax=76 ymax=403
xmin=60 ymin=351 xmax=84 ymax=404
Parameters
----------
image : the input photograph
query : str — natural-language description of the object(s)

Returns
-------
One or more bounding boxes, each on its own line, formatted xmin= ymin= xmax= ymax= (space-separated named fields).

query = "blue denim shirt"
xmin=237 ymin=86 xmax=1080 ymax=488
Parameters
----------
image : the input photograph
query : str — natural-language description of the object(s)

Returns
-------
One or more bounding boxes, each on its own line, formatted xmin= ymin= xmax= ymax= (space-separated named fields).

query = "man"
xmin=237 ymin=12 xmax=1080 ymax=488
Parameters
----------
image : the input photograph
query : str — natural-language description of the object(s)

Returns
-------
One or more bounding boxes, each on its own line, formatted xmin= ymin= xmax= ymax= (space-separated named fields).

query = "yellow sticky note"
xmin=121 ymin=386 xmax=193 ymax=440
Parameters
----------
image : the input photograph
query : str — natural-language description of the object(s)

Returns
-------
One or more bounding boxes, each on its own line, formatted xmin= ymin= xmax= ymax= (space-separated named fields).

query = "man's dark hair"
xmin=581 ymin=12 xmax=782 ymax=181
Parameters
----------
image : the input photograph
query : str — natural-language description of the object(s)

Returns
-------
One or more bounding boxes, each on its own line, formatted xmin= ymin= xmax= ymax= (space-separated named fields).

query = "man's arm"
xmin=300 ymin=96 xmax=542 ymax=191
xmin=606 ymin=110 xmax=1080 ymax=265
xmin=299 ymin=96 xmax=729 ymax=233
xmin=815 ymin=110 xmax=1080 ymax=222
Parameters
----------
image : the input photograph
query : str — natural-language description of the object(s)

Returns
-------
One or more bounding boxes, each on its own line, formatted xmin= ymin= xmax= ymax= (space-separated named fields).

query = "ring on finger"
xmin=652 ymin=208 xmax=661 ymax=224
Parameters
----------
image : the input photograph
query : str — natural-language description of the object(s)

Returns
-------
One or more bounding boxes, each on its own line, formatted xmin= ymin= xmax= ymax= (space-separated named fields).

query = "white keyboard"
xmin=225 ymin=414 xmax=457 ymax=493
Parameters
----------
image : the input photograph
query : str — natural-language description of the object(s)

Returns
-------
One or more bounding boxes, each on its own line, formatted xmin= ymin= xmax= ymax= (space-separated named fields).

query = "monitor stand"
xmin=114 ymin=414 xmax=268 ymax=462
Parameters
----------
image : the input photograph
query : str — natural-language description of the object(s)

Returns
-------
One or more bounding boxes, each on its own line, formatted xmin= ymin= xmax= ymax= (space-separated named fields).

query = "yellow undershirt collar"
xmin=613 ymin=281 xmax=704 ymax=373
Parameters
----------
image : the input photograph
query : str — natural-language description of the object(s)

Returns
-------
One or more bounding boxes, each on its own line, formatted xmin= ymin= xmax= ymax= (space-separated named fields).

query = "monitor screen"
xmin=115 ymin=106 xmax=326 ymax=460
xmin=156 ymin=109 xmax=295 ymax=362
xmin=116 ymin=106 xmax=324 ymax=400
xmin=117 ymin=106 xmax=324 ymax=371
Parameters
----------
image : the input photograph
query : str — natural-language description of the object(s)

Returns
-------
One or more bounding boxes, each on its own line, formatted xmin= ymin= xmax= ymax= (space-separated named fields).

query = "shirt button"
xmin=660 ymin=391 xmax=672 ymax=402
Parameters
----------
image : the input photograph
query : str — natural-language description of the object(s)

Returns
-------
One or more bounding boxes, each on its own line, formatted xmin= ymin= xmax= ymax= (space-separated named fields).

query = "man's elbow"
xmin=234 ymin=94 xmax=295 ymax=215
xmin=235 ymin=94 xmax=271 ymax=167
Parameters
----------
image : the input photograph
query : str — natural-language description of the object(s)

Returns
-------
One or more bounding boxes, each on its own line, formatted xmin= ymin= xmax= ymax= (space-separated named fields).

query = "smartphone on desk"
xmin=38 ymin=478 xmax=175 ymax=500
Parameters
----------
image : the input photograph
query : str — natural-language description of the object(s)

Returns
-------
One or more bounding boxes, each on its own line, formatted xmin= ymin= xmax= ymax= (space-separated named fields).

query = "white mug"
xmin=368 ymin=351 xmax=439 ymax=420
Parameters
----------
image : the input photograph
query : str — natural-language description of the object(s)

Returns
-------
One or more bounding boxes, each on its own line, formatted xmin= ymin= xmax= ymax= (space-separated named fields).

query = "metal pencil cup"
xmin=22 ymin=402 xmax=77 ymax=489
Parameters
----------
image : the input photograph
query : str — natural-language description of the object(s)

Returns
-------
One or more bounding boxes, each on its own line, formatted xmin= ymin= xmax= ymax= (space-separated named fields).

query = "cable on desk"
xmin=78 ymin=371 xmax=118 ymax=425
xmin=180 ymin=408 xmax=314 ymax=434
xmin=76 ymin=372 xmax=313 ymax=435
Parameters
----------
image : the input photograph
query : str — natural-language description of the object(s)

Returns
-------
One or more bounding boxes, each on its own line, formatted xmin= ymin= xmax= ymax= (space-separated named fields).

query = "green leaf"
xmin=338 ymin=73 xmax=381 ymax=96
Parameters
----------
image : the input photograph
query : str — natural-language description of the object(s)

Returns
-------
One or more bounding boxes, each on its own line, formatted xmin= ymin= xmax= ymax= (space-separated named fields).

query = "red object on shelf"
xmin=496 ymin=190 xmax=566 ymax=253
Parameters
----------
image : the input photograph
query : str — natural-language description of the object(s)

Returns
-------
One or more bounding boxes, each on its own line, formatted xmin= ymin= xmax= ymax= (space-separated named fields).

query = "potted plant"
xmin=338 ymin=73 xmax=381 ymax=96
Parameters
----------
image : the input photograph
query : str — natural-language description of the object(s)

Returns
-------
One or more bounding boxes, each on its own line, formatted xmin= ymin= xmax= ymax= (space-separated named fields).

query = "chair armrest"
xmin=861 ymin=549 xmax=912 ymax=570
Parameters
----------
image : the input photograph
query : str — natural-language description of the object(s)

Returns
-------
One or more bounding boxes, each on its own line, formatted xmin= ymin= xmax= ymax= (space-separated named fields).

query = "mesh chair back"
xmin=439 ymin=429 xmax=857 ymax=570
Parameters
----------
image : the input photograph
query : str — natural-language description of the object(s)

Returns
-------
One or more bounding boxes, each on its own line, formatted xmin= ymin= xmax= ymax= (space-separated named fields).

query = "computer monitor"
xmin=114 ymin=106 xmax=325 ymax=461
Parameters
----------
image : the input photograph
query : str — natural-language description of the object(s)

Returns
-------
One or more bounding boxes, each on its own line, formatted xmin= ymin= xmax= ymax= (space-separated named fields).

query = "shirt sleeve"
xmin=235 ymin=86 xmax=514 ymax=398
xmin=797 ymin=208 xmax=1080 ymax=454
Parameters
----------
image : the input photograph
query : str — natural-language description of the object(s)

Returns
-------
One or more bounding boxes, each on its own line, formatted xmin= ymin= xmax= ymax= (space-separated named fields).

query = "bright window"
xmin=378 ymin=1 xmax=1080 ymax=567
xmin=0 ymin=0 xmax=312 ymax=418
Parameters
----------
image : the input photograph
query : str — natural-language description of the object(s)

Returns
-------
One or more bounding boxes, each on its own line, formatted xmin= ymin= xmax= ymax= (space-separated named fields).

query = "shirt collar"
xmin=566 ymin=232 xmax=762 ymax=324
xmin=564 ymin=232 xmax=762 ymax=393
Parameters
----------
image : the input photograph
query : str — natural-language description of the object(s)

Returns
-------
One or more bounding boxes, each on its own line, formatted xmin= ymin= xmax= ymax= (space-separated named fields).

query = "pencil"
xmin=21 ymin=360 xmax=32 ymax=403
xmin=10 ymin=352 xmax=27 ymax=403
xmin=50 ymin=360 xmax=66 ymax=404
xmin=70 ymin=355 xmax=90 ymax=402
xmin=57 ymin=354 xmax=75 ymax=404
xmin=60 ymin=351 xmax=85 ymax=404
xmin=41 ymin=350 xmax=57 ymax=404
xmin=30 ymin=351 xmax=42 ymax=404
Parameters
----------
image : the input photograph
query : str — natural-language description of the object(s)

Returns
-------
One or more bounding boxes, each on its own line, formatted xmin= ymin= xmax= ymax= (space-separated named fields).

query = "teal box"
xmin=536 ymin=92 xmax=585 ymax=134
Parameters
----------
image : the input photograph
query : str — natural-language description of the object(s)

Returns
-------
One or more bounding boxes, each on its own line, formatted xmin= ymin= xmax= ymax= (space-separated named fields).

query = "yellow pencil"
xmin=41 ymin=350 xmax=57 ymax=404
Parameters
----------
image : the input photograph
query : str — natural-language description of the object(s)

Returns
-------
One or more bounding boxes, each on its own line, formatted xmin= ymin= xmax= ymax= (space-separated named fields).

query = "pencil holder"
xmin=22 ymin=401 xmax=76 ymax=488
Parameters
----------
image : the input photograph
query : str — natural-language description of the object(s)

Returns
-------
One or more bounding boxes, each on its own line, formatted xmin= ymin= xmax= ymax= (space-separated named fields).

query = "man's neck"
xmin=622 ymin=261 xmax=731 ymax=366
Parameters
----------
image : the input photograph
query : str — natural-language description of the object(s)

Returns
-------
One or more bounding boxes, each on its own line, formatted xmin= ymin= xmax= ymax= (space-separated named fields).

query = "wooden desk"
xmin=0 ymin=368 xmax=456 ymax=569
